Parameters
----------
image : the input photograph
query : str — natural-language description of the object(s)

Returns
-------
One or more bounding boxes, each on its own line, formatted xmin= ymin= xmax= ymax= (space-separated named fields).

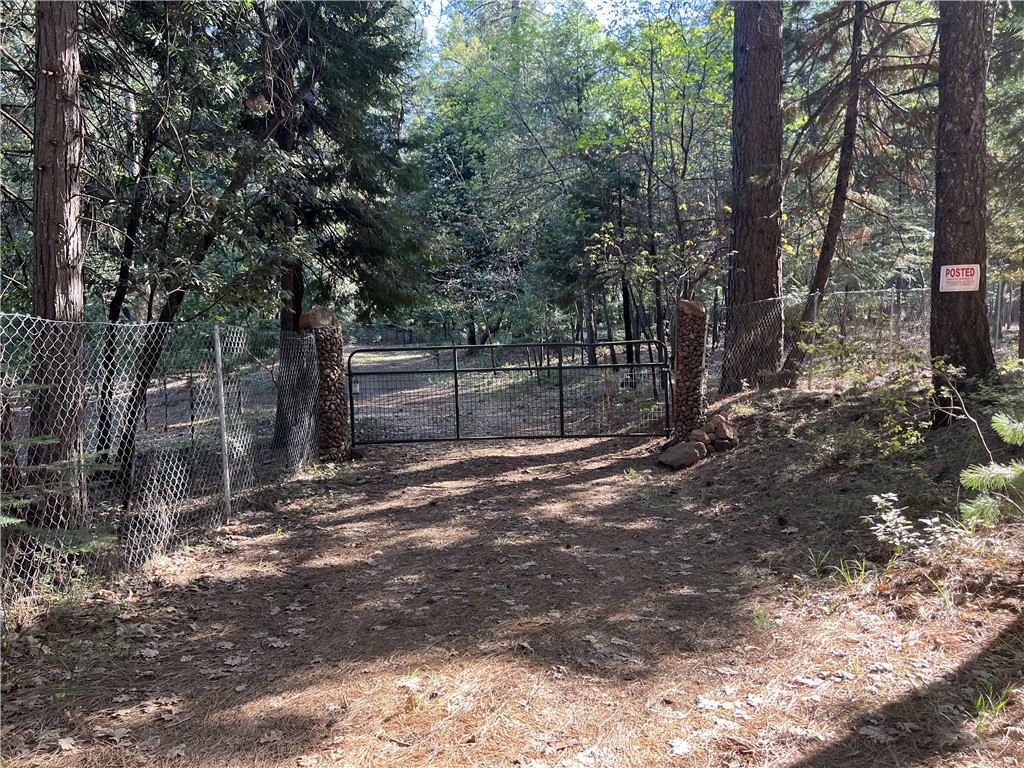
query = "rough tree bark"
xmin=721 ymin=0 xmax=784 ymax=394
xmin=28 ymin=0 xmax=87 ymax=528
xmin=931 ymin=0 xmax=995 ymax=420
xmin=271 ymin=9 xmax=306 ymax=451
xmin=782 ymin=0 xmax=865 ymax=385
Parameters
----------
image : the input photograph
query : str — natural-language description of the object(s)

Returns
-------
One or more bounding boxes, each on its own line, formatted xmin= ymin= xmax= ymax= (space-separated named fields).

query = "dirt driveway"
xmin=3 ymin=396 xmax=1023 ymax=767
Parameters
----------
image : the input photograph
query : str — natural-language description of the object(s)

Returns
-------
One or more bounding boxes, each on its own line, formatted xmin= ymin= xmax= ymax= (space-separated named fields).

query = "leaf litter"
xmin=3 ymin=397 xmax=1024 ymax=767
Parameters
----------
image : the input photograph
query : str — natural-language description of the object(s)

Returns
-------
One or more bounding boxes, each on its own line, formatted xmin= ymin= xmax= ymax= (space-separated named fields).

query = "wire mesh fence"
xmin=0 ymin=315 xmax=318 ymax=609
xmin=346 ymin=324 xmax=425 ymax=348
xmin=707 ymin=287 xmax=1021 ymax=399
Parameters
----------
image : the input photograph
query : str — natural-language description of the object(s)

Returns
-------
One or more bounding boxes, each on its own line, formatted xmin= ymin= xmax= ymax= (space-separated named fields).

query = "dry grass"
xmin=3 ymin=389 xmax=1024 ymax=767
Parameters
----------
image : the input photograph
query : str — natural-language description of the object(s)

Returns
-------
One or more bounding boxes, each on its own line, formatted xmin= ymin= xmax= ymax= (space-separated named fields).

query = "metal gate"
xmin=347 ymin=341 xmax=671 ymax=445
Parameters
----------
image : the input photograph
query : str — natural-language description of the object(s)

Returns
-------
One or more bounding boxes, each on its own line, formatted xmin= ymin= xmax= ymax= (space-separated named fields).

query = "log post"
xmin=671 ymin=300 xmax=708 ymax=440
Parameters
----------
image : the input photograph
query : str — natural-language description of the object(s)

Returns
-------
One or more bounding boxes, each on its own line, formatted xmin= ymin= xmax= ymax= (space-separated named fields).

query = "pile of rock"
xmin=658 ymin=414 xmax=739 ymax=469
xmin=304 ymin=307 xmax=350 ymax=463
xmin=671 ymin=299 xmax=708 ymax=437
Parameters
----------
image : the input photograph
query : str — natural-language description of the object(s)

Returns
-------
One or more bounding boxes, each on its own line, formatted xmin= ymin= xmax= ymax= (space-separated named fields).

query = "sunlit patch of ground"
xmin=3 ymin=391 xmax=1023 ymax=767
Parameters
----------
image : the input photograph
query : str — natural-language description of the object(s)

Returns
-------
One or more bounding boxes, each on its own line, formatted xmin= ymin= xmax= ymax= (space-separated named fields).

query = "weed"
xmin=830 ymin=557 xmax=869 ymax=586
xmin=864 ymin=493 xmax=963 ymax=561
xmin=806 ymin=547 xmax=831 ymax=579
xmin=310 ymin=462 xmax=359 ymax=485
xmin=752 ymin=608 xmax=771 ymax=631
xmin=973 ymin=681 xmax=1013 ymax=735
xmin=922 ymin=572 xmax=954 ymax=609
xmin=729 ymin=402 xmax=758 ymax=419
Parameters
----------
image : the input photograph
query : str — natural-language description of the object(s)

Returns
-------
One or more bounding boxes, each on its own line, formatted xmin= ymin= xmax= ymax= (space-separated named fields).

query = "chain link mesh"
xmin=707 ymin=287 xmax=1020 ymax=399
xmin=2 ymin=288 xmax=1018 ymax=608
xmin=0 ymin=315 xmax=319 ymax=608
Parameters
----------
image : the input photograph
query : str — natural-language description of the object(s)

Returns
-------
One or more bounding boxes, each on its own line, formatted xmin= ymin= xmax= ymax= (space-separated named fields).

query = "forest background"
xmin=2 ymin=0 xmax=1021 ymax=354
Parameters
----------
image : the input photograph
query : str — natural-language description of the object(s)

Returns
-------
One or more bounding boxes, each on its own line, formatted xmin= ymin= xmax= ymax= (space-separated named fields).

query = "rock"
xmin=300 ymin=305 xmax=340 ymax=330
xmin=677 ymin=299 xmax=707 ymax=318
xmin=658 ymin=441 xmax=707 ymax=469
xmin=712 ymin=438 xmax=734 ymax=452
xmin=714 ymin=421 xmax=738 ymax=443
xmin=688 ymin=429 xmax=709 ymax=444
xmin=702 ymin=414 xmax=725 ymax=432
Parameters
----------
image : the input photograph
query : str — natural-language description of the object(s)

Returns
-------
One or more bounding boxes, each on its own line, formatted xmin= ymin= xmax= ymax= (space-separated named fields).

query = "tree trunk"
xmin=585 ymin=294 xmax=598 ymax=365
xmin=28 ymin=0 xmax=87 ymax=528
xmin=600 ymin=293 xmax=618 ymax=366
xmin=721 ymin=0 xmax=784 ymax=394
xmin=272 ymin=10 xmax=306 ymax=451
xmin=95 ymin=128 xmax=159 ymax=468
xmin=654 ymin=274 xmax=666 ymax=360
xmin=931 ymin=0 xmax=995 ymax=421
xmin=621 ymin=270 xmax=636 ymax=373
xmin=782 ymin=0 xmax=865 ymax=386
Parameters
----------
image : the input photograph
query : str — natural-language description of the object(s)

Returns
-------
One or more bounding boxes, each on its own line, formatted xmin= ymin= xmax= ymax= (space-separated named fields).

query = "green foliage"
xmin=864 ymin=493 xmax=963 ymax=561
xmin=0 ymin=1 xmax=425 ymax=323
xmin=973 ymin=680 xmax=1014 ymax=735
xmin=959 ymin=414 xmax=1024 ymax=526
xmin=408 ymin=0 xmax=733 ymax=341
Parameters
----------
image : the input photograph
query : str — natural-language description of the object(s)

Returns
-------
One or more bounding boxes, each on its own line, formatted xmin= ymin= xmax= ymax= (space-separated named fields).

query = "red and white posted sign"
xmin=939 ymin=264 xmax=981 ymax=292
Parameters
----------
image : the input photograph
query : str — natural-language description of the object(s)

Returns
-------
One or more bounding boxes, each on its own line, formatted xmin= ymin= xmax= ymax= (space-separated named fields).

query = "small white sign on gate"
xmin=939 ymin=264 xmax=981 ymax=292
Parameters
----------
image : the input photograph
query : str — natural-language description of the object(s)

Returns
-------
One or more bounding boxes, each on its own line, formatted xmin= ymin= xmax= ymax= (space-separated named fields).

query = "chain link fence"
xmin=707 ymin=287 xmax=1021 ymax=399
xmin=0 ymin=315 xmax=319 ymax=610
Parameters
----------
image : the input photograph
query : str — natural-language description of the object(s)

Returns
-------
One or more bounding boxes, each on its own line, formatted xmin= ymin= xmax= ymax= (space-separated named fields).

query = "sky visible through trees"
xmin=1 ymin=0 xmax=1021 ymax=363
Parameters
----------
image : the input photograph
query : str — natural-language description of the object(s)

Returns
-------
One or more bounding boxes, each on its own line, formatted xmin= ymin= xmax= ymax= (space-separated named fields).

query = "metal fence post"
xmin=557 ymin=345 xmax=565 ymax=437
xmin=212 ymin=322 xmax=233 ymax=523
xmin=453 ymin=345 xmax=461 ymax=439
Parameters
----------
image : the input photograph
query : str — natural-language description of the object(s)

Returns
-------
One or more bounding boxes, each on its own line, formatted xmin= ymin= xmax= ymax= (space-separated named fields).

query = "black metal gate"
xmin=347 ymin=341 xmax=671 ymax=445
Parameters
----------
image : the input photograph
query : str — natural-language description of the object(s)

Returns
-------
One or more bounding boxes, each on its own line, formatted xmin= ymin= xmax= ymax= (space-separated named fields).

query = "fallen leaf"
xmin=859 ymin=725 xmax=896 ymax=744
xmin=668 ymin=738 xmax=693 ymax=756
xmin=57 ymin=737 xmax=77 ymax=752
xmin=93 ymin=726 xmax=131 ymax=744
xmin=793 ymin=676 xmax=823 ymax=687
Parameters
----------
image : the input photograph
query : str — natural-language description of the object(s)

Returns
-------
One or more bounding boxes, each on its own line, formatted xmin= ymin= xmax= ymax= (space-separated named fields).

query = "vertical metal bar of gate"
xmin=664 ymin=369 xmax=671 ymax=433
xmin=453 ymin=345 xmax=461 ymax=439
xmin=557 ymin=345 xmax=565 ymax=437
